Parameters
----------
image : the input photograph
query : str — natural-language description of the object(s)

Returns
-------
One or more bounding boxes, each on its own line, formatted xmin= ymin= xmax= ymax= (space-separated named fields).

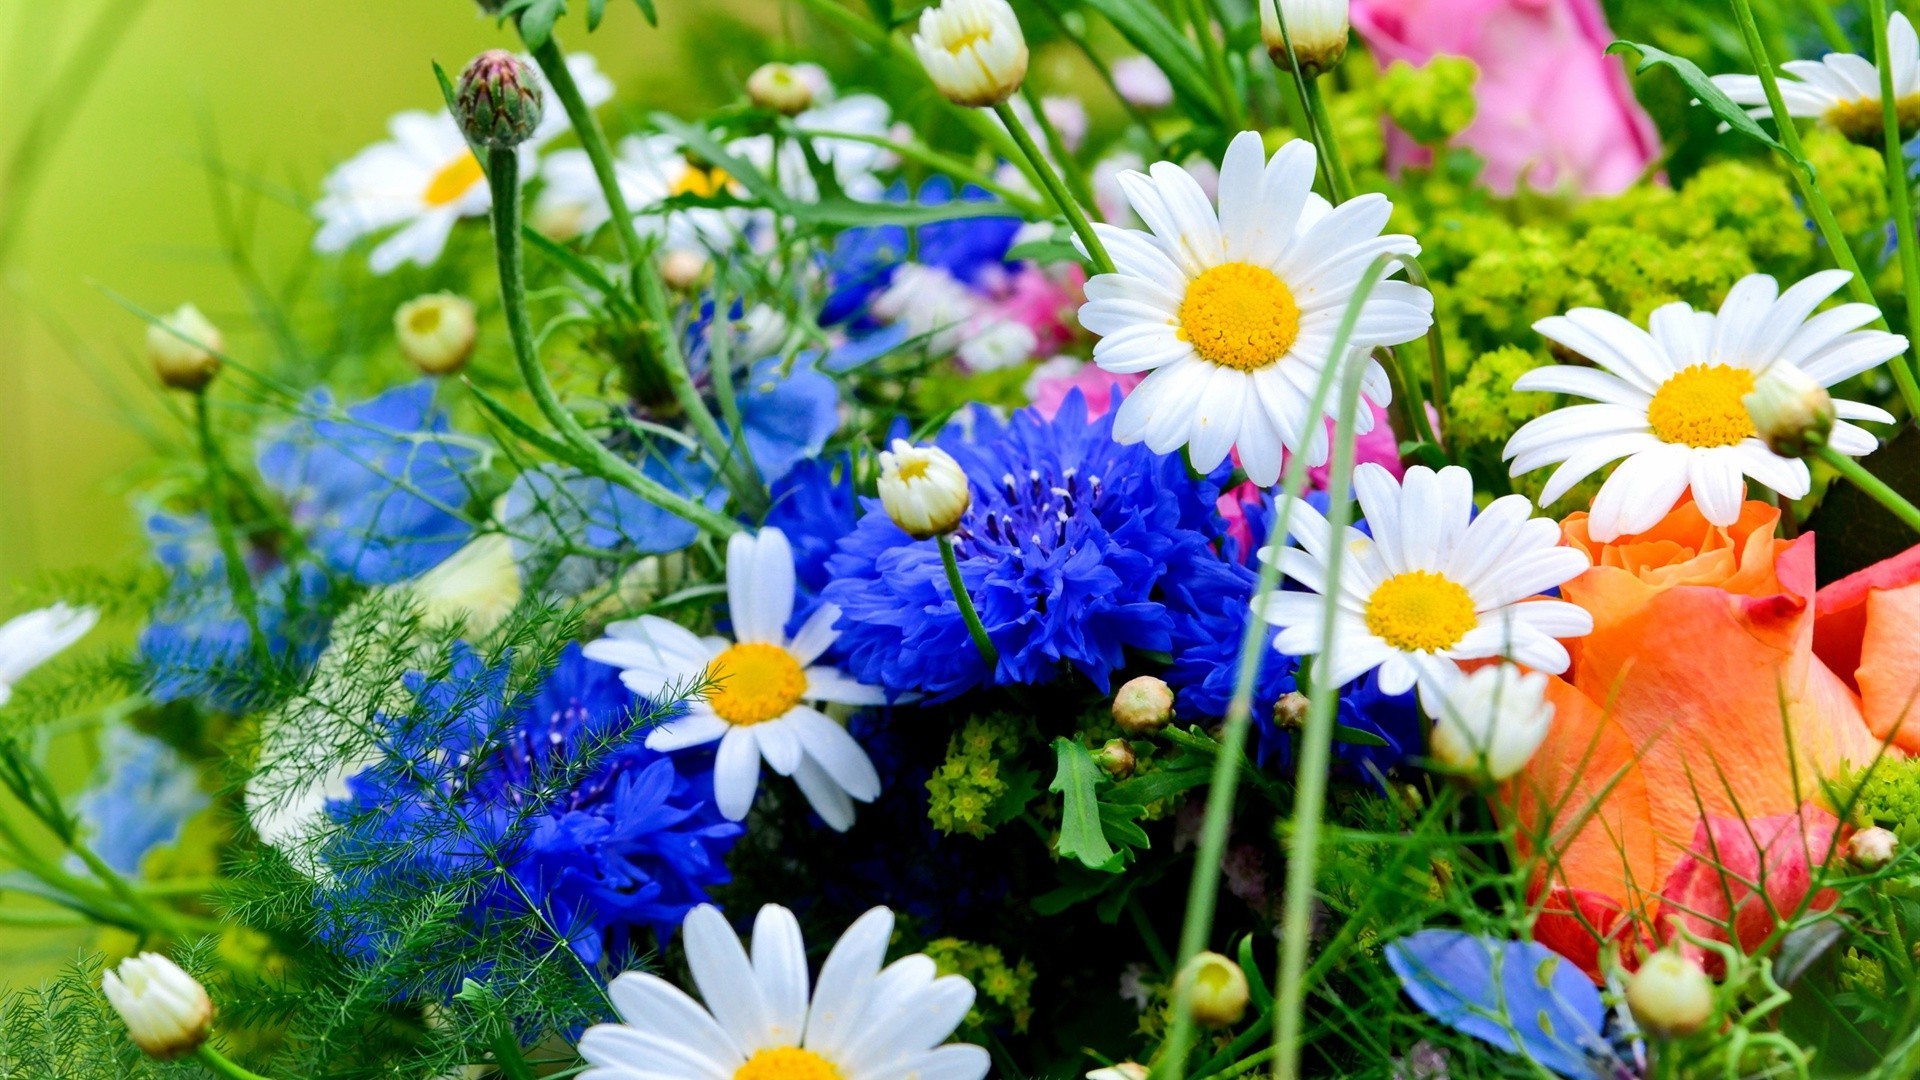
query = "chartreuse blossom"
xmin=577 ymin=904 xmax=989 ymax=1080
xmin=1712 ymin=11 xmax=1920 ymax=145
xmin=1505 ymin=271 xmax=1905 ymax=540
xmin=1378 ymin=57 xmax=1479 ymax=146
xmin=1258 ymin=464 xmax=1592 ymax=709
xmin=585 ymin=528 xmax=890 ymax=831
xmin=1078 ymin=131 xmax=1432 ymax=485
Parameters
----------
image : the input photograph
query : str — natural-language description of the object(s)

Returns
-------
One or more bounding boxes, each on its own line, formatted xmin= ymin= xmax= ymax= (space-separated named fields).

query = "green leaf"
xmin=509 ymin=0 xmax=566 ymax=48
xmin=649 ymin=113 xmax=793 ymax=213
xmin=466 ymin=380 xmax=589 ymax=468
xmin=1004 ymin=237 xmax=1086 ymax=267
xmin=862 ymin=0 xmax=893 ymax=26
xmin=1237 ymin=936 xmax=1274 ymax=1012
xmin=793 ymin=197 xmax=1026 ymax=228
xmin=1607 ymin=41 xmax=1786 ymax=153
xmin=1050 ymin=737 xmax=1123 ymax=873
xmin=432 ymin=61 xmax=459 ymax=116
xmin=1332 ymin=724 xmax=1389 ymax=748
xmin=587 ymin=0 xmax=606 ymax=29
xmin=632 ymin=0 xmax=657 ymax=25
xmin=1098 ymin=801 xmax=1150 ymax=851
xmin=1109 ymin=764 xmax=1211 ymax=806
xmin=1050 ymin=0 xmax=1223 ymax=124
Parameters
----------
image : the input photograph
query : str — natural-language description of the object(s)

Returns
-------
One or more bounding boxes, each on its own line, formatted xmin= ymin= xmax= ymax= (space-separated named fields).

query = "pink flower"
xmin=978 ymin=262 xmax=1084 ymax=358
xmin=1351 ymin=0 xmax=1660 ymax=196
xmin=1026 ymin=359 xmax=1142 ymax=420
xmin=1215 ymin=401 xmax=1407 ymax=557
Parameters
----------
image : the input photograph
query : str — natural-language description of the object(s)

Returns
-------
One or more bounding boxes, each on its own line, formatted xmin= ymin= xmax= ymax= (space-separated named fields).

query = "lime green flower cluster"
xmin=1840 ymin=756 xmax=1920 ymax=846
xmin=1378 ymin=57 xmax=1479 ymax=147
xmin=1802 ymin=128 xmax=1890 ymax=240
xmin=1839 ymin=946 xmax=1888 ymax=998
xmin=925 ymin=937 xmax=1037 ymax=1032
xmin=927 ymin=713 xmax=1029 ymax=838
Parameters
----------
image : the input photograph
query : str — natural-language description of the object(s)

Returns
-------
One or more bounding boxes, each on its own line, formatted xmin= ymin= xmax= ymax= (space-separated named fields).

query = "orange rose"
xmin=1815 ymin=543 xmax=1920 ymax=753
xmin=1505 ymin=499 xmax=1881 ymax=975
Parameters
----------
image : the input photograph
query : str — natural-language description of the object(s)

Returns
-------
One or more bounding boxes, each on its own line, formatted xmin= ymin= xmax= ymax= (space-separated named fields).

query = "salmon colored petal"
xmin=1654 ymin=808 xmax=1842 ymax=975
xmin=1815 ymin=542 xmax=1920 ymax=752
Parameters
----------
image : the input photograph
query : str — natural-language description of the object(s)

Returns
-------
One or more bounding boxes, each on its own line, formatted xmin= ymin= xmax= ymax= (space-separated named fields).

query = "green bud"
xmin=456 ymin=50 xmax=544 ymax=149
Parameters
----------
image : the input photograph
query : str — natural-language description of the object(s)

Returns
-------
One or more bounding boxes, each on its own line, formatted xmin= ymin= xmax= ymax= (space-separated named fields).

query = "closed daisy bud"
xmin=1260 ymin=0 xmax=1350 ymax=76
xmin=102 ymin=953 xmax=213 ymax=1061
xmin=660 ymin=249 xmax=710 ymax=292
xmin=1093 ymin=738 xmax=1136 ymax=779
xmin=1743 ymin=365 xmax=1835 ymax=458
xmin=1175 ymin=951 xmax=1249 ymax=1028
xmin=1112 ymin=675 xmax=1175 ymax=735
xmin=410 ymin=534 xmax=522 ymax=637
xmin=912 ymin=0 xmax=1029 ymax=108
xmin=1850 ymin=825 xmax=1899 ymax=870
xmin=747 ymin=62 xmax=816 ymax=116
xmin=1087 ymin=1065 xmax=1149 ymax=1080
xmin=1626 ymin=950 xmax=1715 ymax=1039
xmin=1273 ymin=690 xmax=1310 ymax=730
xmin=394 ymin=293 xmax=478 ymax=376
xmin=455 ymin=50 xmax=544 ymax=149
xmin=878 ymin=440 xmax=971 ymax=539
xmin=1429 ymin=663 xmax=1553 ymax=783
xmin=148 ymin=304 xmax=223 ymax=392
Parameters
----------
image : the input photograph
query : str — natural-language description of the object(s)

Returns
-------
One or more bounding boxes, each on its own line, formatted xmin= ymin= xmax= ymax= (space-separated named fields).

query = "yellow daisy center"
xmin=1177 ymin=262 xmax=1302 ymax=372
xmin=896 ymin=456 xmax=931 ymax=481
xmin=1646 ymin=363 xmax=1756 ymax=448
xmin=1824 ymin=92 xmax=1920 ymax=144
xmin=733 ymin=1047 xmax=842 ymax=1080
xmin=672 ymin=162 xmax=733 ymax=199
xmin=705 ymin=642 xmax=807 ymax=726
xmin=424 ymin=151 xmax=485 ymax=208
xmin=1364 ymin=570 xmax=1478 ymax=653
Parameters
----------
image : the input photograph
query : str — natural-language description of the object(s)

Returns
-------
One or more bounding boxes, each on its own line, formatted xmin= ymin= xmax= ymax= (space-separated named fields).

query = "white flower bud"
xmin=747 ymin=62 xmax=816 ymax=116
xmin=1743 ymin=365 xmax=1835 ymax=458
xmin=1850 ymin=825 xmax=1899 ymax=870
xmin=148 ymin=304 xmax=223 ymax=392
xmin=1260 ymin=0 xmax=1350 ymax=76
xmin=660 ymin=249 xmax=711 ymax=292
xmin=409 ymin=534 xmax=523 ymax=638
xmin=1428 ymin=663 xmax=1553 ymax=783
xmin=102 ymin=953 xmax=213 ymax=1061
xmin=1626 ymin=950 xmax=1715 ymax=1039
xmin=1086 ymin=1065 xmax=1149 ymax=1080
xmin=1175 ymin=951 xmax=1249 ymax=1028
xmin=1112 ymin=675 xmax=1175 ymax=735
xmin=912 ymin=0 xmax=1029 ymax=108
xmin=878 ymin=440 xmax=971 ymax=539
xmin=395 ymin=293 xmax=478 ymax=376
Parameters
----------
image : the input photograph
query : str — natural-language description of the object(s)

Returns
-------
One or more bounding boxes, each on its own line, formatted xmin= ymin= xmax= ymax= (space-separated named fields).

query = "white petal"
xmin=805 ymin=907 xmax=894 ymax=1059
xmin=729 ymin=528 xmax=797 ymax=643
xmin=750 ymin=905 xmax=811 ymax=1047
xmin=712 ymin=727 xmax=764 ymax=822
xmin=683 ymin=904 xmax=776 ymax=1053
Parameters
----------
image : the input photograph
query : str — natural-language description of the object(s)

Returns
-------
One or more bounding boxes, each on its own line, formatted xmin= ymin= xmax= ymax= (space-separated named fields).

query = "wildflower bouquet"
xmin=11 ymin=0 xmax=1920 ymax=1076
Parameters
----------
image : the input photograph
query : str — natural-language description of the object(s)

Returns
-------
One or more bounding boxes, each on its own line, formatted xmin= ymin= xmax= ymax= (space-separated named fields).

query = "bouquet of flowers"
xmin=9 ymin=0 xmax=1920 ymax=1075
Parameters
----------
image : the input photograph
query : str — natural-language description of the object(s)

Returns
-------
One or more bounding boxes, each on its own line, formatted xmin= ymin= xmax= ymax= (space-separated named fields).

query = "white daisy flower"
xmin=535 ymin=133 xmax=745 ymax=251
xmin=0 ymin=603 xmax=98 ymax=707
xmin=1712 ymin=11 xmax=1920 ymax=144
xmin=583 ymin=528 xmax=889 ymax=831
xmin=1078 ymin=131 xmax=1433 ymax=486
xmin=314 ymin=54 xmax=612 ymax=273
xmin=1257 ymin=464 xmax=1593 ymax=710
xmin=731 ymin=93 xmax=896 ymax=204
xmin=579 ymin=903 xmax=988 ymax=1080
xmin=1503 ymin=270 xmax=1904 ymax=541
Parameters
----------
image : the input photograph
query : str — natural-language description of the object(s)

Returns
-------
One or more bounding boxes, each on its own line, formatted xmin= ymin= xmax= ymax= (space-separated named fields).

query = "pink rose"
xmin=1026 ymin=359 xmax=1143 ymax=420
xmin=1351 ymin=0 xmax=1660 ymax=196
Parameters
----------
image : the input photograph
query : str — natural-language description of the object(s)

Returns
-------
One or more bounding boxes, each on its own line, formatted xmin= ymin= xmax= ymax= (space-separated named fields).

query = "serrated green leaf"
xmin=1607 ymin=40 xmax=1786 ymax=154
xmin=1098 ymin=801 xmax=1150 ymax=850
xmin=1050 ymin=737 xmax=1123 ymax=872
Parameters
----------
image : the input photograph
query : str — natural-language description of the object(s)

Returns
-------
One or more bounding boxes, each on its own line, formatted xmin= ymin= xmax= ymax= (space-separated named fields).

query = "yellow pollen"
xmin=897 ymin=457 xmax=931 ymax=481
xmin=1824 ymin=93 xmax=1920 ymax=144
xmin=1177 ymin=262 xmax=1302 ymax=372
xmin=1364 ymin=571 xmax=1478 ymax=653
xmin=705 ymin=642 xmax=807 ymax=726
xmin=733 ymin=1047 xmax=842 ymax=1080
xmin=1646 ymin=363 xmax=1757 ymax=449
xmin=671 ymin=163 xmax=732 ymax=199
xmin=424 ymin=152 xmax=485 ymax=208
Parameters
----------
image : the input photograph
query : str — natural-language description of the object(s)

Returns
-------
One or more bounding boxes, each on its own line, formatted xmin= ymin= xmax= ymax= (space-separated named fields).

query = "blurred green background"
xmin=0 ymin=0 xmax=777 ymax=586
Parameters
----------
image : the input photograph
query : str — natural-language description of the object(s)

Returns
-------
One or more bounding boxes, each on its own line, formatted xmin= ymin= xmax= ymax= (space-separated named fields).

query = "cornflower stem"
xmin=524 ymin=34 xmax=645 ymax=268
xmin=192 ymin=392 xmax=267 ymax=664
xmin=1817 ymin=445 xmax=1920 ymax=534
xmin=1728 ymin=0 xmax=1920 ymax=419
xmin=1020 ymin=83 xmax=1097 ymax=215
xmin=482 ymin=146 xmax=741 ymax=539
xmin=1870 ymin=0 xmax=1920 ymax=413
xmin=937 ymin=534 xmax=998 ymax=672
xmin=196 ymin=1044 xmax=276 ymax=1080
xmin=1301 ymin=75 xmax=1355 ymax=203
xmin=991 ymin=100 xmax=1115 ymax=276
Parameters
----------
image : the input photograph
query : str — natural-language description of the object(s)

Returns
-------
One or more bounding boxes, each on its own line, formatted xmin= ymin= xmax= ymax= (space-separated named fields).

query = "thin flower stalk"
xmin=1870 ymin=0 xmax=1920 ymax=415
xmin=992 ymin=101 xmax=1115 ymax=275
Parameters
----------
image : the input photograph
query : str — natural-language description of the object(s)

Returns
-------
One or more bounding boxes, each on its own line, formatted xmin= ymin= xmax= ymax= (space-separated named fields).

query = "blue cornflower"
xmin=822 ymin=390 xmax=1225 ymax=700
xmin=764 ymin=453 xmax=857 ymax=627
xmin=820 ymin=177 xmax=1021 ymax=326
xmin=257 ymin=381 xmax=483 ymax=585
xmin=73 ymin=728 xmax=210 ymax=875
xmin=322 ymin=644 xmax=740 ymax=971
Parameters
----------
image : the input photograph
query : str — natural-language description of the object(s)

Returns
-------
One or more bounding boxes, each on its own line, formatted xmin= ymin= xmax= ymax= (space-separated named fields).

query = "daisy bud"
xmin=1112 ymin=675 xmax=1175 ymax=736
xmin=747 ymin=62 xmax=816 ymax=116
xmin=660 ymin=249 xmax=710 ymax=292
xmin=102 ymin=953 xmax=213 ymax=1061
xmin=1086 ymin=1065 xmax=1150 ymax=1080
xmin=1175 ymin=951 xmax=1249 ymax=1028
xmin=1850 ymin=825 xmax=1899 ymax=870
xmin=1093 ymin=738 xmax=1136 ymax=779
xmin=1259 ymin=0 xmax=1350 ymax=76
xmin=1743 ymin=365 xmax=1835 ymax=458
xmin=911 ymin=0 xmax=1029 ymax=108
xmin=455 ymin=50 xmax=545 ymax=149
xmin=877 ymin=440 xmax=971 ymax=539
xmin=1428 ymin=663 xmax=1553 ymax=783
xmin=394 ymin=293 xmax=478 ymax=376
xmin=148 ymin=304 xmax=223 ymax=392
xmin=1626 ymin=950 xmax=1715 ymax=1039
xmin=1273 ymin=690 xmax=1310 ymax=730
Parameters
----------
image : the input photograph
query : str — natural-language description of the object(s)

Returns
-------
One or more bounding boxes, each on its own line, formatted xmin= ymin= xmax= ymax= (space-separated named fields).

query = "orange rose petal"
xmin=1815 ymin=542 xmax=1920 ymax=752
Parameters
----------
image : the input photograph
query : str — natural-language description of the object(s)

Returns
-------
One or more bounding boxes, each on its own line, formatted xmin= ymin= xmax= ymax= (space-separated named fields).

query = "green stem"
xmin=1301 ymin=75 xmax=1355 ymax=203
xmin=799 ymin=129 xmax=1050 ymax=216
xmin=1020 ymin=83 xmax=1096 ymax=216
xmin=992 ymin=101 xmax=1115 ymax=276
xmin=482 ymin=146 xmax=741 ymax=539
xmin=193 ymin=393 xmax=267 ymax=664
xmin=937 ymin=534 xmax=999 ymax=671
xmin=1804 ymin=0 xmax=1853 ymax=52
xmin=1870 ymin=0 xmax=1920 ymax=413
xmin=1817 ymin=445 xmax=1920 ymax=533
xmin=1376 ymin=347 xmax=1438 ymax=450
xmin=524 ymin=34 xmax=645 ymax=268
xmin=1185 ymin=0 xmax=1244 ymax=131
xmin=704 ymin=284 xmax=761 ymax=492
xmin=195 ymin=1044 xmax=276 ymax=1080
